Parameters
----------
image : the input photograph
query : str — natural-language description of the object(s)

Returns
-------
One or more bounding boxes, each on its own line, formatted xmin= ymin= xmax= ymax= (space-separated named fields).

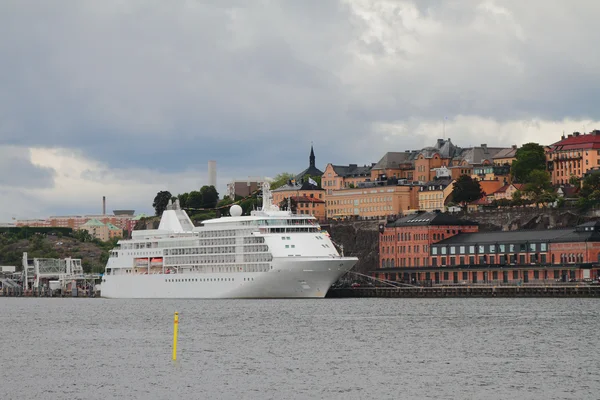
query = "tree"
xmin=569 ymin=174 xmax=581 ymax=187
xmin=451 ymin=175 xmax=484 ymax=208
xmin=200 ymin=185 xmax=219 ymax=209
xmin=577 ymin=171 xmax=600 ymax=210
xmin=177 ymin=193 xmax=189 ymax=209
xmin=270 ymin=172 xmax=295 ymax=190
xmin=523 ymin=170 xmax=556 ymax=206
xmin=187 ymin=191 xmax=203 ymax=209
xmin=152 ymin=190 xmax=172 ymax=216
xmin=278 ymin=197 xmax=298 ymax=212
xmin=510 ymin=143 xmax=546 ymax=183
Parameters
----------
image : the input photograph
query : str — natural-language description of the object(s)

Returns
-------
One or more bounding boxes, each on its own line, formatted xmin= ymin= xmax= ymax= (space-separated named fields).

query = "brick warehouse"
xmin=378 ymin=214 xmax=600 ymax=284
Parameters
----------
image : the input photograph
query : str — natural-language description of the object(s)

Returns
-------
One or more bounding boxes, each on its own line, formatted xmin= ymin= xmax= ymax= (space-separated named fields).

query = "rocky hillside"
xmin=326 ymin=221 xmax=379 ymax=275
xmin=0 ymin=234 xmax=110 ymax=273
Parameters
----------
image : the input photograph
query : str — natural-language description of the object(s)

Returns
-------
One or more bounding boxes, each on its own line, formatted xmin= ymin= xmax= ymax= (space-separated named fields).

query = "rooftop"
xmin=387 ymin=211 xmax=478 ymax=227
xmin=433 ymin=223 xmax=600 ymax=245
xmin=549 ymin=130 xmax=600 ymax=151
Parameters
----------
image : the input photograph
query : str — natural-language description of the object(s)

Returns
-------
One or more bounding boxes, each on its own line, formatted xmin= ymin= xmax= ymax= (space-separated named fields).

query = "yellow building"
xmin=418 ymin=178 xmax=454 ymax=211
xmin=547 ymin=131 xmax=600 ymax=185
xmin=79 ymin=219 xmax=123 ymax=241
xmin=322 ymin=163 xmax=373 ymax=195
xmin=492 ymin=183 xmax=524 ymax=201
xmin=326 ymin=182 xmax=420 ymax=220
xmin=492 ymin=145 xmax=518 ymax=165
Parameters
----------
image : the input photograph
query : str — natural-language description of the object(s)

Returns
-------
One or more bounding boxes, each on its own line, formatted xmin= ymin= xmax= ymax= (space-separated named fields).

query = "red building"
xmin=378 ymin=211 xmax=479 ymax=280
xmin=378 ymin=218 xmax=600 ymax=285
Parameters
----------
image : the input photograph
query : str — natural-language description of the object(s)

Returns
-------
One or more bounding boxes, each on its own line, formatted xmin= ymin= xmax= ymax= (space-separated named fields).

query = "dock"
xmin=326 ymin=285 xmax=600 ymax=298
xmin=0 ymin=252 xmax=101 ymax=298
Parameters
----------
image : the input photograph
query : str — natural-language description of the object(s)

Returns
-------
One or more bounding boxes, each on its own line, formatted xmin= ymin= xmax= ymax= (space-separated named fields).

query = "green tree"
xmin=217 ymin=197 xmax=234 ymax=208
xmin=569 ymin=174 xmax=581 ymax=187
xmin=510 ymin=143 xmax=546 ymax=183
xmin=270 ymin=172 xmax=295 ymax=190
xmin=523 ymin=170 xmax=556 ymax=206
xmin=451 ymin=175 xmax=484 ymax=208
xmin=177 ymin=192 xmax=189 ymax=209
xmin=152 ymin=190 xmax=172 ymax=216
xmin=577 ymin=171 xmax=600 ymax=210
xmin=200 ymin=185 xmax=219 ymax=209
xmin=187 ymin=190 xmax=203 ymax=209
xmin=278 ymin=197 xmax=298 ymax=212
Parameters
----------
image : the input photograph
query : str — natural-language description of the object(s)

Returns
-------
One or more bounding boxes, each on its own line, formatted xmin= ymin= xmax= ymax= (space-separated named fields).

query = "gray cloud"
xmin=0 ymin=147 xmax=55 ymax=188
xmin=1 ymin=0 xmax=600 ymax=182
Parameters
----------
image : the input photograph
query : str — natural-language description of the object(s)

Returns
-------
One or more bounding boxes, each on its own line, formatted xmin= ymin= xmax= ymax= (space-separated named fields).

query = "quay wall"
xmin=327 ymin=285 xmax=600 ymax=298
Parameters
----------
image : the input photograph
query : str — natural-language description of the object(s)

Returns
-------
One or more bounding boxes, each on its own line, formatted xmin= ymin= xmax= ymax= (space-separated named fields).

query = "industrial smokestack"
xmin=102 ymin=196 xmax=106 ymax=215
xmin=208 ymin=160 xmax=217 ymax=188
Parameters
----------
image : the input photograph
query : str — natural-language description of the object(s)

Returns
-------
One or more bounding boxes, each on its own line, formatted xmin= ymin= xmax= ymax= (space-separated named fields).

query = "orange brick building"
xmin=547 ymin=130 xmax=600 ymax=185
xmin=378 ymin=211 xmax=479 ymax=275
xmin=378 ymin=219 xmax=600 ymax=285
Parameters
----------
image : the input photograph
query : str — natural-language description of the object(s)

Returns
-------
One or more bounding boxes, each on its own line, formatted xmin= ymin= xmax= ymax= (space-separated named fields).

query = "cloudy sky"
xmin=1 ymin=0 xmax=599 ymax=221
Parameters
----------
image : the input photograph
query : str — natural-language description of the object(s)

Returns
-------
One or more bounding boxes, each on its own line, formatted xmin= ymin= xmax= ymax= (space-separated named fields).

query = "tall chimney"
xmin=208 ymin=160 xmax=217 ymax=188
xmin=102 ymin=196 xmax=106 ymax=215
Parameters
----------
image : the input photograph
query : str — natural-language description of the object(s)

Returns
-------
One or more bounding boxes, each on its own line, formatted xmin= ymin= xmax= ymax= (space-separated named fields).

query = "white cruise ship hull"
xmin=101 ymin=257 xmax=357 ymax=299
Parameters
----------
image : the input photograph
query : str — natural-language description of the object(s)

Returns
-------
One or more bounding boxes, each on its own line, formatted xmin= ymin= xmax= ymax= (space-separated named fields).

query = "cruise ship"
xmin=100 ymin=183 xmax=358 ymax=298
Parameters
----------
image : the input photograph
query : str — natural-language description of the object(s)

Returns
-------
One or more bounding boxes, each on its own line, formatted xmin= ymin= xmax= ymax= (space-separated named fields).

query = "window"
xmin=450 ymin=246 xmax=456 ymax=254
xmin=469 ymin=246 xmax=475 ymax=254
xmin=529 ymin=243 xmax=536 ymax=252
xmin=459 ymin=246 xmax=465 ymax=254
xmin=509 ymin=244 xmax=515 ymax=252
xmin=540 ymin=243 xmax=547 ymax=252
xmin=478 ymin=245 xmax=485 ymax=254
xmin=441 ymin=247 xmax=447 ymax=255
xmin=499 ymin=244 xmax=505 ymax=252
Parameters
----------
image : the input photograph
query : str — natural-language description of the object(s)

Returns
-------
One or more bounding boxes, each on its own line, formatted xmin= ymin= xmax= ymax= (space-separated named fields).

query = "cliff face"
xmin=325 ymin=221 xmax=379 ymax=275
xmin=453 ymin=208 xmax=597 ymax=231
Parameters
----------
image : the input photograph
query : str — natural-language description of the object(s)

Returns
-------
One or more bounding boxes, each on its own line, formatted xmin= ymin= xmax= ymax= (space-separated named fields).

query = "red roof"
xmin=549 ymin=132 xmax=600 ymax=151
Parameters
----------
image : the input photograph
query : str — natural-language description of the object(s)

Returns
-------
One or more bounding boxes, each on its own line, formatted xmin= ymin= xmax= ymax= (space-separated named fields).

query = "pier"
xmin=327 ymin=284 xmax=600 ymax=298
xmin=0 ymin=252 xmax=101 ymax=298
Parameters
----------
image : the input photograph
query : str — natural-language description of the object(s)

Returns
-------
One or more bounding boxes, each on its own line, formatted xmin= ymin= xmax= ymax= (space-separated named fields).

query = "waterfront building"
xmin=326 ymin=181 xmax=421 ymax=220
xmin=322 ymin=163 xmax=373 ymax=195
xmin=378 ymin=215 xmax=600 ymax=285
xmin=378 ymin=211 xmax=478 ymax=274
xmin=547 ymin=130 xmax=600 ymax=185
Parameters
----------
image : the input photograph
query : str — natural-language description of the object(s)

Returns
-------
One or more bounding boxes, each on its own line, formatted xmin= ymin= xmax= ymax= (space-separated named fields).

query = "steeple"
xmin=309 ymin=143 xmax=315 ymax=168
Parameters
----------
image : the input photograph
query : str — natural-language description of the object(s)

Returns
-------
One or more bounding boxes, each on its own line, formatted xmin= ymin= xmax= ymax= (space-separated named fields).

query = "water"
xmin=0 ymin=298 xmax=598 ymax=400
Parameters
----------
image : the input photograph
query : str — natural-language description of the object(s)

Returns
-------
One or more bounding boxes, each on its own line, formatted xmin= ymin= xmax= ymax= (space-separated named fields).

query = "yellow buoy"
xmin=172 ymin=312 xmax=179 ymax=361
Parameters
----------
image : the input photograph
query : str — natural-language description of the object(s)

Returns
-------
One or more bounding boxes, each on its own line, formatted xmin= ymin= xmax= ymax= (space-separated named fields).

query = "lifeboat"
xmin=151 ymin=258 xmax=163 ymax=264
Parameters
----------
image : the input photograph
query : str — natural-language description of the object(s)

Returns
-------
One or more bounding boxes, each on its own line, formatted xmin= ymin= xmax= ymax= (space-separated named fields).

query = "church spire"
xmin=309 ymin=143 xmax=315 ymax=168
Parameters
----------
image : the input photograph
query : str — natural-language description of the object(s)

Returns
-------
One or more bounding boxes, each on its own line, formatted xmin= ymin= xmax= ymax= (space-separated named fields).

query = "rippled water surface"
xmin=0 ymin=298 xmax=599 ymax=399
